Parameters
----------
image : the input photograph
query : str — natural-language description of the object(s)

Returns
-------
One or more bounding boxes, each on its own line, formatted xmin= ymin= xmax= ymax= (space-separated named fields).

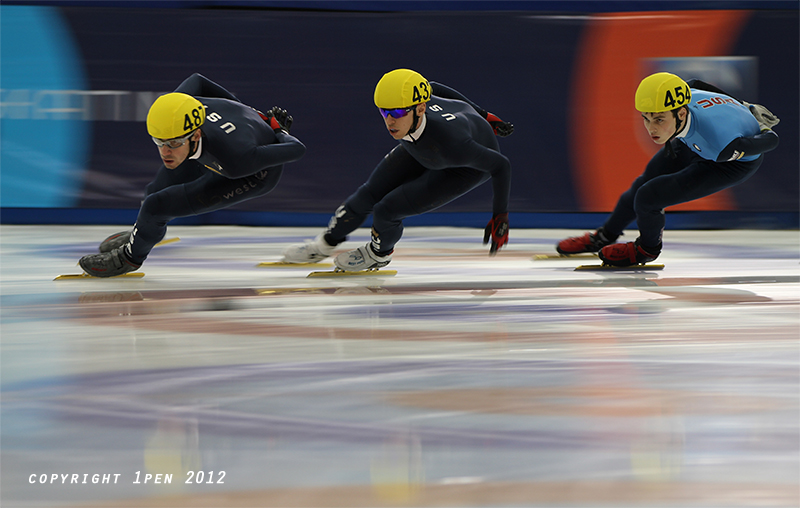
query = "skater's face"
xmin=382 ymin=103 xmax=425 ymax=140
xmin=641 ymin=108 xmax=687 ymax=145
xmin=155 ymin=130 xmax=201 ymax=169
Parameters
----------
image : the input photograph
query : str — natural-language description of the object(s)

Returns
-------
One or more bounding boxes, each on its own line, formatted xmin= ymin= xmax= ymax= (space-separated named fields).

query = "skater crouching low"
xmin=557 ymin=72 xmax=779 ymax=266
xmin=79 ymin=73 xmax=305 ymax=277
xmin=282 ymin=68 xmax=513 ymax=272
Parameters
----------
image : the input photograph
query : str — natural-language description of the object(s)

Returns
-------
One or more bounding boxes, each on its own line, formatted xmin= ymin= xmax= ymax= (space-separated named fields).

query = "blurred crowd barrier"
xmin=1 ymin=2 xmax=797 ymax=228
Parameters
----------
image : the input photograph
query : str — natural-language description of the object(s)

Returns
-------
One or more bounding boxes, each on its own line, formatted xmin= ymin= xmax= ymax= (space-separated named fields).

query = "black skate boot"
xmin=556 ymin=227 xmax=616 ymax=255
xmin=99 ymin=230 xmax=131 ymax=253
xmin=79 ymin=247 xmax=141 ymax=278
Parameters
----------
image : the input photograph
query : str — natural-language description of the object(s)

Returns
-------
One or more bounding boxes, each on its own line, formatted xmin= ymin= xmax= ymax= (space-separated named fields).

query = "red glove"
xmin=483 ymin=213 xmax=509 ymax=255
xmin=485 ymin=113 xmax=514 ymax=137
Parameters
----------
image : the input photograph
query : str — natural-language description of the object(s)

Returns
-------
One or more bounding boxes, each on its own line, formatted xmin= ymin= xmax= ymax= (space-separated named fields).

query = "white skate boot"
xmin=334 ymin=243 xmax=392 ymax=272
xmin=282 ymin=234 xmax=335 ymax=263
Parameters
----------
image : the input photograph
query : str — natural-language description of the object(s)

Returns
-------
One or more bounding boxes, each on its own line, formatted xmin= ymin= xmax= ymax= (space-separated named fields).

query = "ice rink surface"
xmin=1 ymin=224 xmax=798 ymax=508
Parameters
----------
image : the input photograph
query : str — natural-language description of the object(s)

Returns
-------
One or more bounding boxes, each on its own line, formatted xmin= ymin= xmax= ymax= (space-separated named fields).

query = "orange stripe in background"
xmin=570 ymin=10 xmax=752 ymax=212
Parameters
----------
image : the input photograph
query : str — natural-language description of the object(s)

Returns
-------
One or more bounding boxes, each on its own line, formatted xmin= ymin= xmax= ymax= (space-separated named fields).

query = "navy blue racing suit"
xmin=323 ymin=82 xmax=512 ymax=255
xmin=128 ymin=74 xmax=306 ymax=262
xmin=603 ymin=85 xmax=779 ymax=249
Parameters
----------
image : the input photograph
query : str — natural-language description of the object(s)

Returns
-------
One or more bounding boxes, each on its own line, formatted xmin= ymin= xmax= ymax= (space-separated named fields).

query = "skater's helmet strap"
xmin=635 ymin=72 xmax=692 ymax=113
xmin=147 ymin=93 xmax=205 ymax=140
xmin=374 ymin=69 xmax=431 ymax=109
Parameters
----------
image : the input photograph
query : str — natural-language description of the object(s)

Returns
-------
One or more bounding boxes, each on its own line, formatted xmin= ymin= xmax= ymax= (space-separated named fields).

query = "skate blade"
xmin=55 ymin=272 xmax=146 ymax=280
xmin=575 ymin=264 xmax=664 ymax=271
xmin=155 ymin=237 xmax=180 ymax=247
xmin=256 ymin=261 xmax=334 ymax=268
xmin=256 ymin=287 xmax=327 ymax=295
xmin=307 ymin=269 xmax=397 ymax=278
xmin=533 ymin=253 xmax=597 ymax=260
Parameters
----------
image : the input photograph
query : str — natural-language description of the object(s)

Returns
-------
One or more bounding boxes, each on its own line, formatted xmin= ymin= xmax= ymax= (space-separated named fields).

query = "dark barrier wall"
xmin=1 ymin=3 xmax=798 ymax=227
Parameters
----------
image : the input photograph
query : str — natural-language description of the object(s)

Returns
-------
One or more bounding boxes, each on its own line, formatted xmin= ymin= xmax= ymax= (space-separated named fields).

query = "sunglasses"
xmin=151 ymin=131 xmax=195 ymax=149
xmin=379 ymin=106 xmax=415 ymax=119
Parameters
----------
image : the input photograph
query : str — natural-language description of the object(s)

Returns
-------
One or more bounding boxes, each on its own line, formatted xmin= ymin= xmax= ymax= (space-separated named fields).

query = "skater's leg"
xmin=557 ymin=145 xmax=687 ymax=255
xmin=128 ymin=168 xmax=282 ymax=263
xmin=97 ymin=163 xmax=208 ymax=252
xmin=603 ymin=144 xmax=688 ymax=237
xmin=370 ymin=166 xmax=488 ymax=254
xmin=633 ymin=153 xmax=762 ymax=247
xmin=325 ymin=145 xmax=425 ymax=245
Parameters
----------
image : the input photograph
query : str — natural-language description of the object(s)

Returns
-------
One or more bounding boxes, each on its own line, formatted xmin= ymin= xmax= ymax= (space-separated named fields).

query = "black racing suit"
xmin=128 ymin=74 xmax=306 ymax=262
xmin=324 ymin=82 xmax=511 ymax=255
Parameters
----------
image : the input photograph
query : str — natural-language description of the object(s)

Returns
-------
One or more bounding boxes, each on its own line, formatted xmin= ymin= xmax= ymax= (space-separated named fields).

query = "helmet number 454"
xmin=663 ymin=85 xmax=691 ymax=109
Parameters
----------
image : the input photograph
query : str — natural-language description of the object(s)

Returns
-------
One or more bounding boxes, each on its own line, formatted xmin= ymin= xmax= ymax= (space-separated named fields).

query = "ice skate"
xmin=556 ymin=227 xmax=615 ymax=255
xmin=281 ymin=234 xmax=336 ymax=263
xmin=55 ymin=272 xmax=145 ymax=280
xmin=574 ymin=263 xmax=664 ymax=271
xmin=333 ymin=243 xmax=392 ymax=272
xmin=99 ymin=230 xmax=179 ymax=252
xmin=598 ymin=238 xmax=660 ymax=267
xmin=79 ymin=247 xmax=142 ymax=278
xmin=99 ymin=230 xmax=131 ymax=253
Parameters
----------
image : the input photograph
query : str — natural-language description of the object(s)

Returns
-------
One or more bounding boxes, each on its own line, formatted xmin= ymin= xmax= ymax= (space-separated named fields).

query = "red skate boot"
xmin=599 ymin=238 xmax=660 ymax=267
xmin=556 ymin=227 xmax=615 ymax=255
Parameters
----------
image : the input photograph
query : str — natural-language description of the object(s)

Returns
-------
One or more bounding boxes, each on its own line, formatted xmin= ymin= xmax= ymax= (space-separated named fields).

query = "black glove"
xmin=485 ymin=112 xmax=514 ymax=137
xmin=258 ymin=107 xmax=292 ymax=133
xmin=269 ymin=106 xmax=293 ymax=132
xmin=483 ymin=213 xmax=509 ymax=255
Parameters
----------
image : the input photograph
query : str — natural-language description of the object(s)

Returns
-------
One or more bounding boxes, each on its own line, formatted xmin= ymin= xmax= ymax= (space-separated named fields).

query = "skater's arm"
xmin=242 ymin=131 xmax=306 ymax=174
xmin=716 ymin=130 xmax=779 ymax=162
xmin=430 ymin=82 xmax=488 ymax=117
xmin=431 ymin=82 xmax=513 ymax=137
xmin=176 ymin=73 xmax=241 ymax=102
xmin=686 ymin=78 xmax=740 ymax=103
xmin=461 ymin=140 xmax=511 ymax=214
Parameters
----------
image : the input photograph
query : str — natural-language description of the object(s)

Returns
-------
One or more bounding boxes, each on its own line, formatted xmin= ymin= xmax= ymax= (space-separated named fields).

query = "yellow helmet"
xmin=147 ymin=93 xmax=205 ymax=139
xmin=635 ymin=72 xmax=692 ymax=113
xmin=374 ymin=69 xmax=431 ymax=109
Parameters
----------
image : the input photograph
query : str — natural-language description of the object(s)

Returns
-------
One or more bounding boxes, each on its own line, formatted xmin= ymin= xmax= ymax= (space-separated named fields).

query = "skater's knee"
xmin=373 ymin=200 xmax=404 ymax=224
xmin=633 ymin=182 xmax=670 ymax=214
xmin=139 ymin=192 xmax=174 ymax=221
xmin=346 ymin=187 xmax=378 ymax=215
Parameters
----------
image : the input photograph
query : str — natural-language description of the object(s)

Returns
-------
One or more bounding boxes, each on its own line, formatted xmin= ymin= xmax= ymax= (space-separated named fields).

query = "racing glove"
xmin=485 ymin=112 xmax=514 ymax=137
xmin=483 ymin=213 xmax=509 ymax=255
xmin=743 ymin=102 xmax=780 ymax=131
xmin=269 ymin=106 xmax=293 ymax=132
xmin=258 ymin=107 xmax=293 ymax=133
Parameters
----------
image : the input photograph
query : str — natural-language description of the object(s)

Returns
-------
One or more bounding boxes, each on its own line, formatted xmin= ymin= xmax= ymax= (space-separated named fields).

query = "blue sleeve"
xmin=175 ymin=73 xmax=241 ymax=102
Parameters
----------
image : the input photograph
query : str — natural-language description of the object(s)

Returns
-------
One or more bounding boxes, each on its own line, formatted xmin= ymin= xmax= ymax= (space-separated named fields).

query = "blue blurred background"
xmin=1 ymin=1 xmax=797 ymax=228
